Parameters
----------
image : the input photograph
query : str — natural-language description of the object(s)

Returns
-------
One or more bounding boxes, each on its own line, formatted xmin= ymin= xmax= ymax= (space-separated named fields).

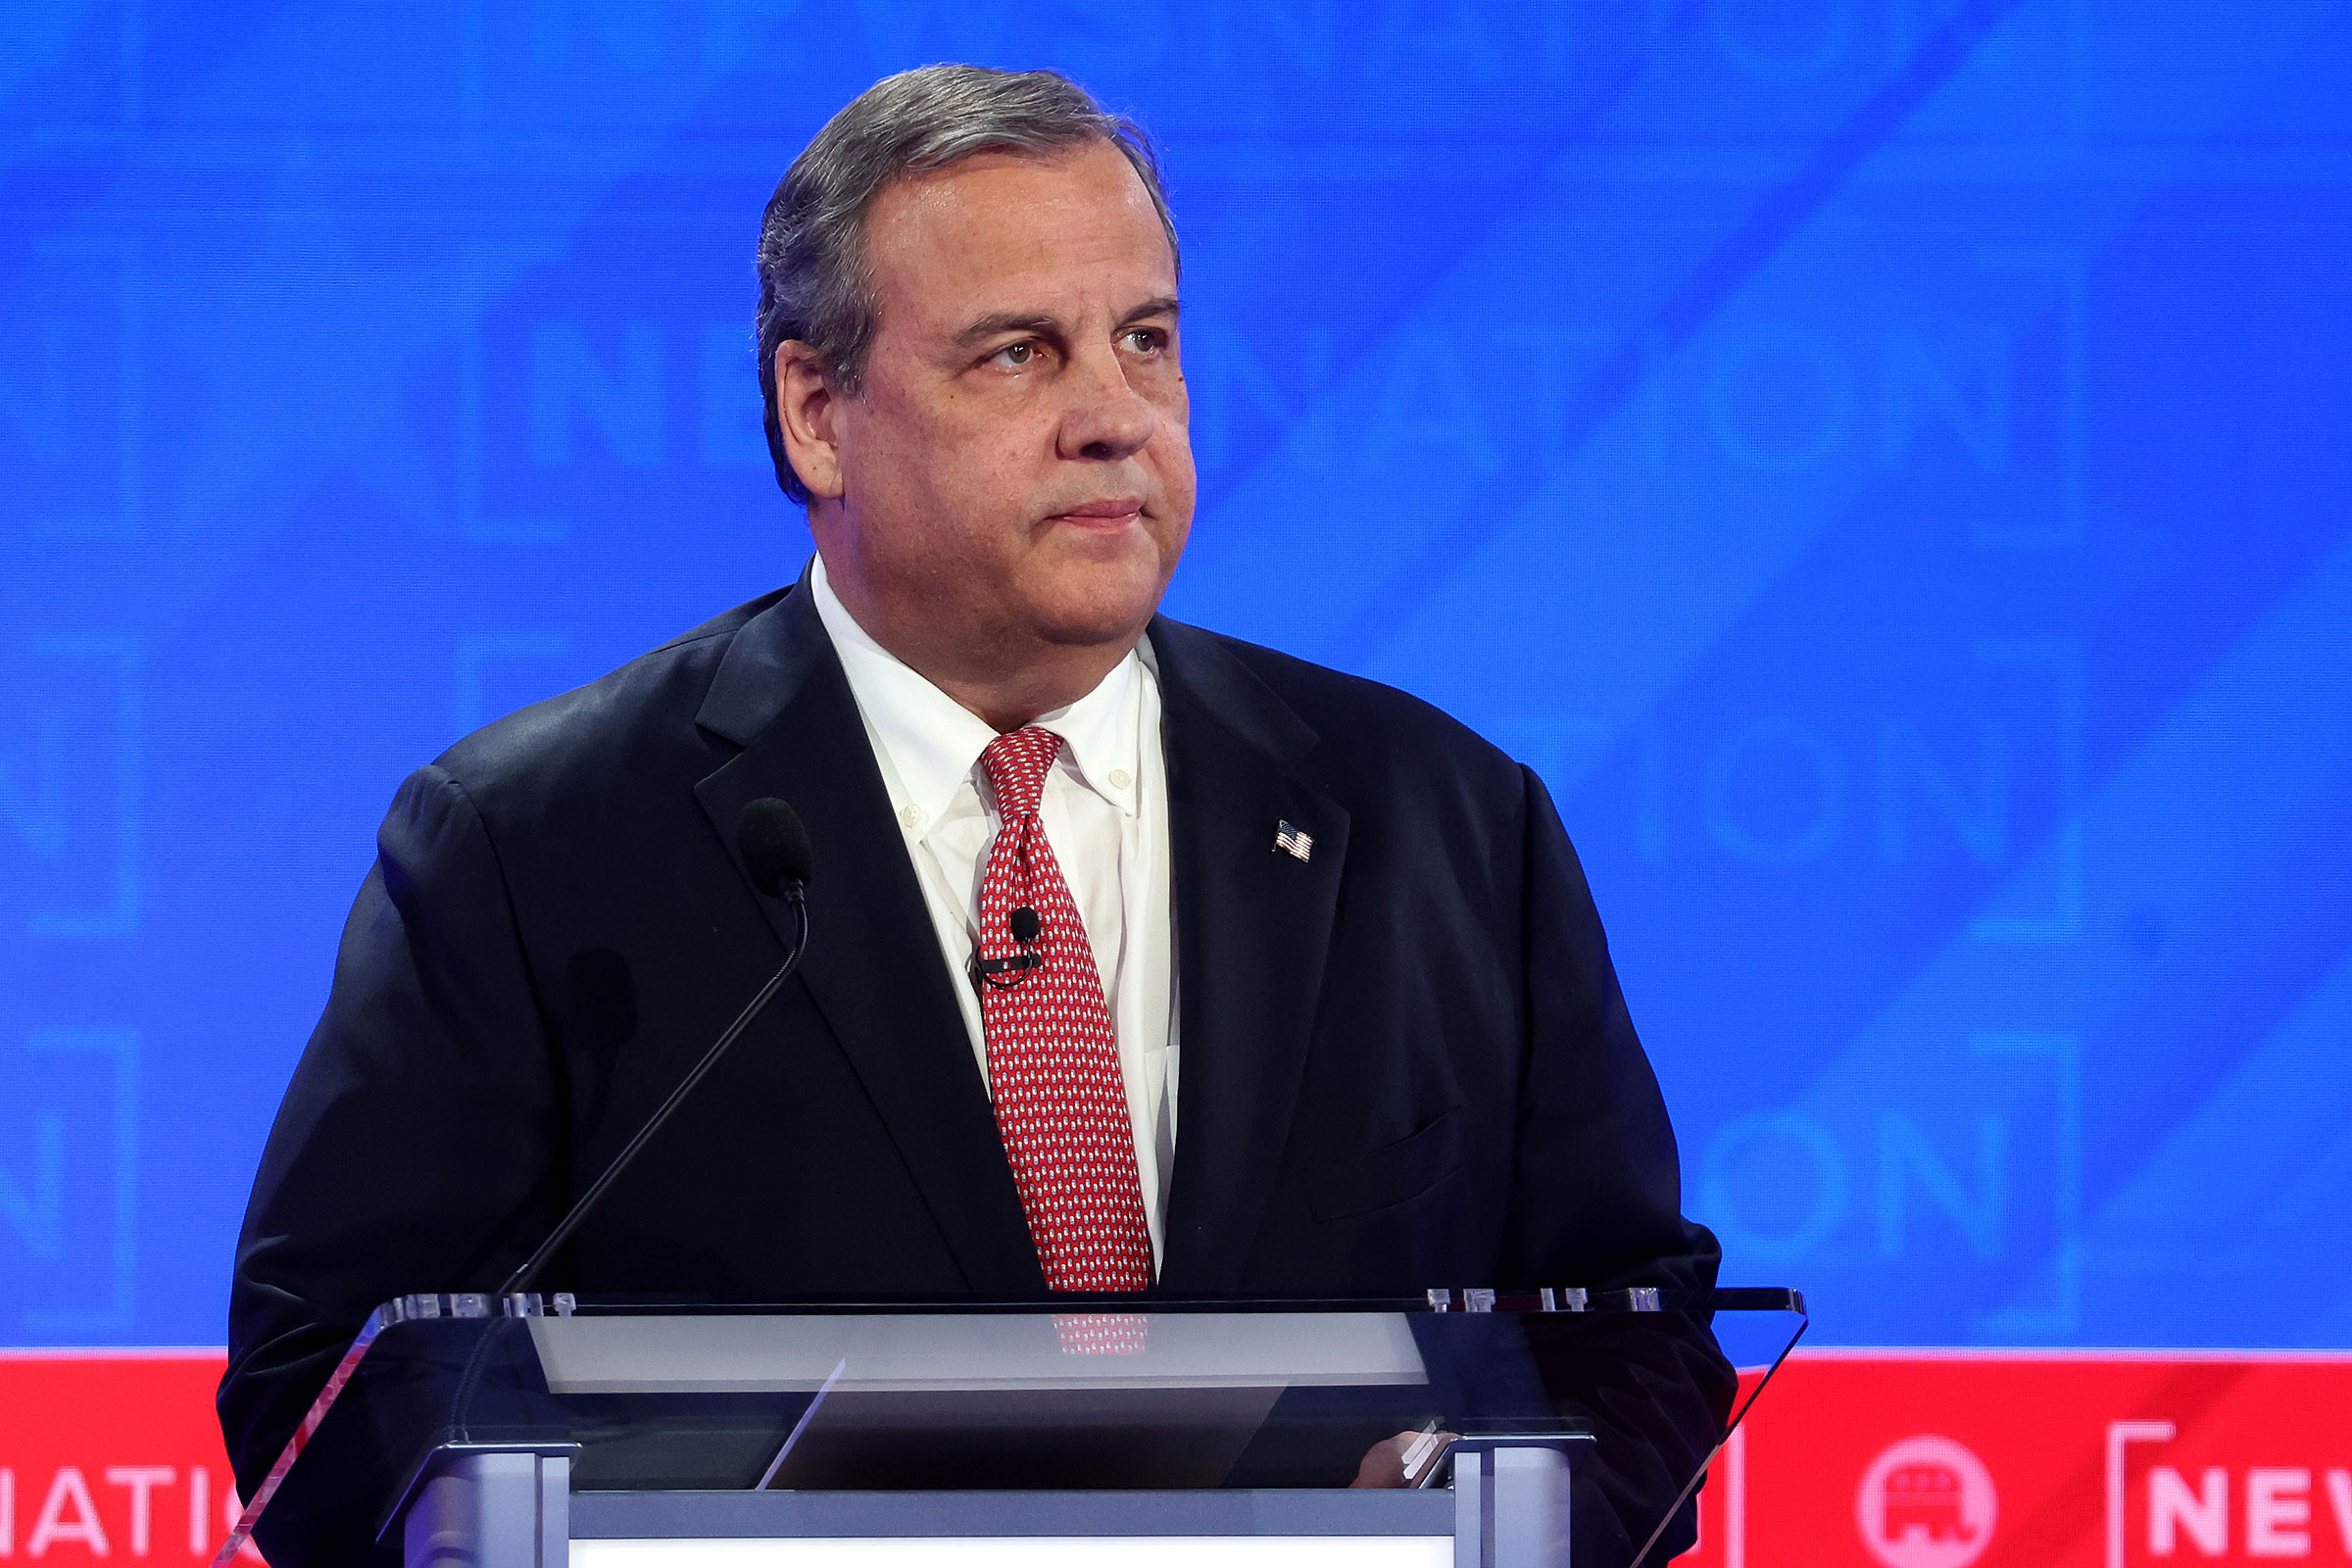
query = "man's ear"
xmin=773 ymin=341 xmax=847 ymax=500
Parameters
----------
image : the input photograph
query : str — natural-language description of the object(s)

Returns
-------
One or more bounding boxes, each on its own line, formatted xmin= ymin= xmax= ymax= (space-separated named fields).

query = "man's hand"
xmin=1350 ymin=1427 xmax=1455 ymax=1489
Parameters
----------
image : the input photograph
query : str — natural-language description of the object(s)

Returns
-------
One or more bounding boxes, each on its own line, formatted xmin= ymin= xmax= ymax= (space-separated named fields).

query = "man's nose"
xmin=1056 ymin=342 xmax=1157 ymax=463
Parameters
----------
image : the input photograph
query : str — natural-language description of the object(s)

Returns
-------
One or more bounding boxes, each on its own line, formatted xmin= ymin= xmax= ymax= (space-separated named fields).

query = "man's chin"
xmin=1033 ymin=602 xmax=1160 ymax=652
xmin=1023 ymin=553 xmax=1176 ymax=651
xmin=1026 ymin=585 xmax=1166 ymax=653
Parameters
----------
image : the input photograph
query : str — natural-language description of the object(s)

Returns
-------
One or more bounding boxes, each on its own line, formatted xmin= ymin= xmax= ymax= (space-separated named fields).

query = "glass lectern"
xmin=220 ymin=1289 xmax=1802 ymax=1568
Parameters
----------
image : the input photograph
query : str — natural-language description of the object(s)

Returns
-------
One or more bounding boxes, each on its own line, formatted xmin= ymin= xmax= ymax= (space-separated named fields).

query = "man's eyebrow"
xmin=956 ymin=311 xmax=1062 ymax=347
xmin=1120 ymin=295 xmax=1182 ymax=326
xmin=954 ymin=297 xmax=1181 ymax=348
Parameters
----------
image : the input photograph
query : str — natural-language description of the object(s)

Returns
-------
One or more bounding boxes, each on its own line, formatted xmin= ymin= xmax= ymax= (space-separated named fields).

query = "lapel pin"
xmin=1274 ymin=820 xmax=1313 ymax=862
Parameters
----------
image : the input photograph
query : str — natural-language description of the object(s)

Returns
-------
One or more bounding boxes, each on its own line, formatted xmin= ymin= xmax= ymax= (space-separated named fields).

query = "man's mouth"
xmin=1048 ymin=497 xmax=1147 ymax=528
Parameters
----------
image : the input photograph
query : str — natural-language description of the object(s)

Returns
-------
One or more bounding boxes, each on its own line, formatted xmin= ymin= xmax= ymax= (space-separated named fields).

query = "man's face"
xmin=797 ymin=138 xmax=1194 ymax=671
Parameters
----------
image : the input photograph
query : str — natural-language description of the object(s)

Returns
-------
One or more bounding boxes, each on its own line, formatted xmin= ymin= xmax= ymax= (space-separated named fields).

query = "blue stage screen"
xmin=2 ymin=1 xmax=2346 ymax=1348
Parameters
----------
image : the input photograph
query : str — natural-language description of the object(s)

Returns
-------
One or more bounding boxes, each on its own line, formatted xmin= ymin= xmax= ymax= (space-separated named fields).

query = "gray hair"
xmin=754 ymin=65 xmax=1180 ymax=503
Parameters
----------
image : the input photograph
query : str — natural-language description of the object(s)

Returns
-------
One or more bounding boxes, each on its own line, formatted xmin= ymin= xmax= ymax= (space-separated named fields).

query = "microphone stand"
xmin=497 ymin=895 xmax=810 ymax=1297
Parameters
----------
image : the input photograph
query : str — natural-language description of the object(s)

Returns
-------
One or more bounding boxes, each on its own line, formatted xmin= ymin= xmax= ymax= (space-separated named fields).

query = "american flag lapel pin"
xmin=1274 ymin=819 xmax=1313 ymax=861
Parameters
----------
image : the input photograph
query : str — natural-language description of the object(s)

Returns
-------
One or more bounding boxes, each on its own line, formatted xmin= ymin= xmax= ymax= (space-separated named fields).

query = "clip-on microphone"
xmin=976 ymin=905 xmax=1042 ymax=984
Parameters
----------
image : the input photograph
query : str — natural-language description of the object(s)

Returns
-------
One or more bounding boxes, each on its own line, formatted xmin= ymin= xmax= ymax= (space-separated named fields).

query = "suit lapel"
xmin=1150 ymin=619 xmax=1350 ymax=1292
xmin=691 ymin=581 xmax=1045 ymax=1295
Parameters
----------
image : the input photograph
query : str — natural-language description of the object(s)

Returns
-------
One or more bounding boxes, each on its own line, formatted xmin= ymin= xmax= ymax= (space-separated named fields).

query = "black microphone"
xmin=497 ymin=798 xmax=814 ymax=1296
xmin=976 ymin=905 xmax=1043 ymax=984
xmin=737 ymin=796 xmax=813 ymax=899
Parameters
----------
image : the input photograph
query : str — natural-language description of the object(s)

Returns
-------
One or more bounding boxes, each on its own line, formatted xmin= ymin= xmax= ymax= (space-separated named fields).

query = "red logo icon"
xmin=1857 ymin=1436 xmax=1999 ymax=1568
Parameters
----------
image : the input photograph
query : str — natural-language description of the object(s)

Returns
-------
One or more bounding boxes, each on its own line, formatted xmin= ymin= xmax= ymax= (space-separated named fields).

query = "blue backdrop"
xmin=3 ymin=0 xmax=2347 ymax=1351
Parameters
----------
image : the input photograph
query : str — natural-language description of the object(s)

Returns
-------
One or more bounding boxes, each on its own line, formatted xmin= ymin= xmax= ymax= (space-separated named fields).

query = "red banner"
xmin=2 ymin=1347 xmax=2343 ymax=1562
xmin=0 ymin=1350 xmax=252 ymax=1561
xmin=1687 ymin=1350 xmax=2352 ymax=1567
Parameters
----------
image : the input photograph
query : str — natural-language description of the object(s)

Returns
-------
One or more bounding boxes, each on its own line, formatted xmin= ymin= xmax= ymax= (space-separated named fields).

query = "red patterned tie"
xmin=974 ymin=726 xmax=1154 ymax=1294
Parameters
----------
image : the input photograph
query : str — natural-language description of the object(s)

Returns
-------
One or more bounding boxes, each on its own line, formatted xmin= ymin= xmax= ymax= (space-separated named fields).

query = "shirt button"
xmin=900 ymin=805 xmax=924 ymax=831
xmin=1107 ymin=768 xmax=1133 ymax=791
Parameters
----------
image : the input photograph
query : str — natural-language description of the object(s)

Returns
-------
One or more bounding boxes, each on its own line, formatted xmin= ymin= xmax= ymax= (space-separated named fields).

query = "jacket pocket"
xmin=1308 ymin=1106 xmax=1468 ymax=1222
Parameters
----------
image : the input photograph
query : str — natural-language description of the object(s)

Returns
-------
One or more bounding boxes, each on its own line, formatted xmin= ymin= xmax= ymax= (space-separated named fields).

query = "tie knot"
xmin=980 ymin=726 xmax=1062 ymax=818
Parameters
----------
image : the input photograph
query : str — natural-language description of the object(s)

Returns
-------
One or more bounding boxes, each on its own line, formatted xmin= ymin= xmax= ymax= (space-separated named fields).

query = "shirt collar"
xmin=808 ymin=553 xmax=1145 ymax=827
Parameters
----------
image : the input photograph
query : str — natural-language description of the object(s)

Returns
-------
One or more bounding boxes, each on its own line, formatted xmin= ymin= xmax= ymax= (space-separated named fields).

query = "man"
xmin=222 ymin=66 xmax=1730 ymax=1565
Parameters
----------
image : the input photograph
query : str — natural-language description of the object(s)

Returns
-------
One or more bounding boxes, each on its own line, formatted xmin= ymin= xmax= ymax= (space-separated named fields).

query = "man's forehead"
xmin=879 ymin=139 xmax=1147 ymax=219
xmin=861 ymin=142 xmax=1175 ymax=322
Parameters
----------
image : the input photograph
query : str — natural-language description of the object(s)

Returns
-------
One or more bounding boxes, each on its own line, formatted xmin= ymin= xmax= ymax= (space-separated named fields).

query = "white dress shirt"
xmin=808 ymin=555 xmax=1179 ymax=1263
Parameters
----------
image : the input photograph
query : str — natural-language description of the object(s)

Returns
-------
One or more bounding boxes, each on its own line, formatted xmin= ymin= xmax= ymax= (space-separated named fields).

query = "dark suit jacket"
xmin=222 ymin=580 xmax=1729 ymax=1565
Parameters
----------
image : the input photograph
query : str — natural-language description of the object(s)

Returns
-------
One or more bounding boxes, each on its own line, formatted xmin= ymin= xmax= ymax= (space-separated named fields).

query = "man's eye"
xmin=1123 ymin=329 xmax=1165 ymax=355
xmin=994 ymin=342 xmax=1037 ymax=367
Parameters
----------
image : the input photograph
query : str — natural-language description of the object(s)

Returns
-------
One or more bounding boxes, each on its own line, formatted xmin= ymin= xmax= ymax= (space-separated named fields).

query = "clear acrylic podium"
xmin=220 ymin=1289 xmax=1802 ymax=1568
